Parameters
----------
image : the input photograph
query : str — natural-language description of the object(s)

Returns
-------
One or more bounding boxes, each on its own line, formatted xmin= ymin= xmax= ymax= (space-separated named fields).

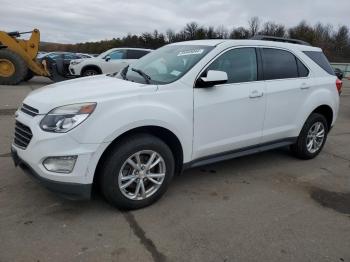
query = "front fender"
xmin=69 ymin=90 xmax=193 ymax=162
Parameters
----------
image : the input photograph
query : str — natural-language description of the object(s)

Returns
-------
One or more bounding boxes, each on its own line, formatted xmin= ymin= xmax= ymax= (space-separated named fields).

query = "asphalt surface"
xmin=0 ymin=77 xmax=350 ymax=262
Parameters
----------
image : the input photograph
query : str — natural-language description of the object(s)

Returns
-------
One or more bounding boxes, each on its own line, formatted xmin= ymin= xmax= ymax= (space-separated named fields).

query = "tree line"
xmin=40 ymin=17 xmax=350 ymax=62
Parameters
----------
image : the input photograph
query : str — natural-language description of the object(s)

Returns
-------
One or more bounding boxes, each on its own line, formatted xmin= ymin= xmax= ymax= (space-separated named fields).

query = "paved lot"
xmin=0 ymin=77 xmax=350 ymax=262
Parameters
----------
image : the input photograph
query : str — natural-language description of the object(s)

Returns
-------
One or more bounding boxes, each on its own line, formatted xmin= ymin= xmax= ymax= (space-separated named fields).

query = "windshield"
xmin=116 ymin=45 xmax=214 ymax=84
xmin=98 ymin=49 xmax=114 ymax=59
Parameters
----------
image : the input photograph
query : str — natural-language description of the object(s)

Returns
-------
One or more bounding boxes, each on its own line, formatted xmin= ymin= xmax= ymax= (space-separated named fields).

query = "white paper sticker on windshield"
xmin=177 ymin=49 xmax=204 ymax=56
xmin=170 ymin=70 xmax=181 ymax=76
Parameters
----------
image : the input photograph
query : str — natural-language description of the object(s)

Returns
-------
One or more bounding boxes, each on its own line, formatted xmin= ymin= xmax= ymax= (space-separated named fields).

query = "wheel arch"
xmin=310 ymin=104 xmax=333 ymax=130
xmin=93 ymin=125 xmax=184 ymax=186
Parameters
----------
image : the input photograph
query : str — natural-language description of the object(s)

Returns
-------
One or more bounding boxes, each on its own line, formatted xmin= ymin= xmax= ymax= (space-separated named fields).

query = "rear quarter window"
xmin=303 ymin=51 xmax=335 ymax=75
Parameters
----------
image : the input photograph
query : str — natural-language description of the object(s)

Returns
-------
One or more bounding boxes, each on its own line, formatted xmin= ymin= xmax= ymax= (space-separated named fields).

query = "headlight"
xmin=70 ymin=60 xmax=82 ymax=65
xmin=40 ymin=103 xmax=96 ymax=133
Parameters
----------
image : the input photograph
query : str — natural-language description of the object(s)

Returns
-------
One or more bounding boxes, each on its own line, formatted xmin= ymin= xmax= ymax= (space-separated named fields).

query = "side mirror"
xmin=195 ymin=70 xmax=228 ymax=88
xmin=105 ymin=55 xmax=111 ymax=62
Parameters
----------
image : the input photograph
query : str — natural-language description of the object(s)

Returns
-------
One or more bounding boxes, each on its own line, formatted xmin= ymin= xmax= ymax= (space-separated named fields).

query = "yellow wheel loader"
xmin=0 ymin=29 xmax=70 ymax=85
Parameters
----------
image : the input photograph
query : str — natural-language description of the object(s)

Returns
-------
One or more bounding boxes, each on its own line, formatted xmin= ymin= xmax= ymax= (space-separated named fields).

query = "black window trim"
xmin=258 ymin=46 xmax=310 ymax=81
xmin=195 ymin=46 xmax=262 ymax=87
xmin=126 ymin=49 xmax=150 ymax=59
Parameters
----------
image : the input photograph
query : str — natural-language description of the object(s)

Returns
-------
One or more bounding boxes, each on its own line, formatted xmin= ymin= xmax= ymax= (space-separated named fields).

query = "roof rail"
xmin=251 ymin=35 xmax=311 ymax=46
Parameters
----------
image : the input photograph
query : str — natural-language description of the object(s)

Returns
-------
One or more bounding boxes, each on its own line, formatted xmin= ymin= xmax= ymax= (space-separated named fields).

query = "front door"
xmin=193 ymin=47 xmax=266 ymax=160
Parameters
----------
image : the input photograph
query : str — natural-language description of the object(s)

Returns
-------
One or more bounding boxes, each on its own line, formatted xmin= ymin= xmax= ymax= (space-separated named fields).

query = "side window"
xmin=207 ymin=48 xmax=258 ymax=84
xmin=108 ymin=50 xmax=125 ymax=60
xmin=64 ymin=54 xmax=79 ymax=60
xmin=261 ymin=48 xmax=298 ymax=80
xmin=127 ymin=50 xmax=150 ymax=59
xmin=296 ymin=59 xmax=309 ymax=77
xmin=303 ymin=51 xmax=335 ymax=75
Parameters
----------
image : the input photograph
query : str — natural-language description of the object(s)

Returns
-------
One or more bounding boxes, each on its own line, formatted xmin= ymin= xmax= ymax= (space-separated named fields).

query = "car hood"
xmin=23 ymin=75 xmax=156 ymax=114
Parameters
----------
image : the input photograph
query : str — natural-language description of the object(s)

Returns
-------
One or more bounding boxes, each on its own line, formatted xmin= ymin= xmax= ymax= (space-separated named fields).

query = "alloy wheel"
xmin=118 ymin=150 xmax=166 ymax=200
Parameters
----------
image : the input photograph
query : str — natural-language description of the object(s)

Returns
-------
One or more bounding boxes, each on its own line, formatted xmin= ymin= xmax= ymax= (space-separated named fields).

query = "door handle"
xmin=249 ymin=90 xmax=264 ymax=98
xmin=300 ymin=83 xmax=310 ymax=89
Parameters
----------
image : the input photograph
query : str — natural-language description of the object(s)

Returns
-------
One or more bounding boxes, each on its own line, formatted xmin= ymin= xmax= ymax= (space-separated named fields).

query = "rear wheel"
xmin=0 ymin=49 xmax=28 ymax=85
xmin=290 ymin=113 xmax=328 ymax=159
xmin=100 ymin=134 xmax=175 ymax=210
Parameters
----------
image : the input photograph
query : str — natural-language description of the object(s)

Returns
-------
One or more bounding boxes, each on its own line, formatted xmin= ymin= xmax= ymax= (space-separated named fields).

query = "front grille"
xmin=14 ymin=121 xmax=33 ymax=149
xmin=20 ymin=103 xmax=39 ymax=117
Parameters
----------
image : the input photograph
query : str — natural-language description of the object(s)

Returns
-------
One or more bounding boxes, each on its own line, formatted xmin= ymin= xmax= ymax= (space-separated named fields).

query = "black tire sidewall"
xmin=100 ymin=134 xmax=175 ymax=210
xmin=23 ymin=70 xmax=34 ymax=81
xmin=82 ymin=69 xmax=98 ymax=77
xmin=0 ymin=49 xmax=28 ymax=85
xmin=293 ymin=113 xmax=329 ymax=159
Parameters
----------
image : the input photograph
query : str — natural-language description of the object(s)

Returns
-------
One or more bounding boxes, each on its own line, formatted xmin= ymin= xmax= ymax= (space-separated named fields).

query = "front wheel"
xmin=99 ymin=134 xmax=175 ymax=210
xmin=290 ymin=113 xmax=328 ymax=159
xmin=82 ymin=69 xmax=99 ymax=77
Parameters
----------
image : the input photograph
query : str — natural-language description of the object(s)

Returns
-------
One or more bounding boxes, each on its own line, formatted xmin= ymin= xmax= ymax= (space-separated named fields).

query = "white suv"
xmin=12 ymin=39 xmax=341 ymax=209
xmin=69 ymin=48 xmax=152 ymax=76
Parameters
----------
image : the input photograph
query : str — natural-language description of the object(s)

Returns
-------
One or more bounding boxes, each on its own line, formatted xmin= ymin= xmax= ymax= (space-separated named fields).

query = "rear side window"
xmin=127 ymin=50 xmax=150 ymax=59
xmin=64 ymin=54 xmax=80 ymax=60
xmin=303 ymin=51 xmax=335 ymax=75
xmin=207 ymin=47 xmax=258 ymax=84
xmin=261 ymin=48 xmax=298 ymax=80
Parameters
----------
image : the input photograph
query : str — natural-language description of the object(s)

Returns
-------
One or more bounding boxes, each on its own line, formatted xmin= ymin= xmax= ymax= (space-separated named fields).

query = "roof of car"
xmin=108 ymin=47 xmax=153 ymax=52
xmin=171 ymin=39 xmax=321 ymax=51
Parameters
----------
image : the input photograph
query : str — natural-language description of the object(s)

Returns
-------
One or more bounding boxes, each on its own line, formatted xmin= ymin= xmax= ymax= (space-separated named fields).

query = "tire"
xmin=23 ymin=69 xmax=34 ymax=81
xmin=290 ymin=113 xmax=328 ymax=159
xmin=0 ymin=49 xmax=28 ymax=85
xmin=82 ymin=68 xmax=99 ymax=77
xmin=100 ymin=134 xmax=175 ymax=210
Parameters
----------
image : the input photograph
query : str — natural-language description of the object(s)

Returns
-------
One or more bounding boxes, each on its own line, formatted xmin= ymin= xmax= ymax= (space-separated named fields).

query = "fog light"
xmin=43 ymin=156 xmax=77 ymax=173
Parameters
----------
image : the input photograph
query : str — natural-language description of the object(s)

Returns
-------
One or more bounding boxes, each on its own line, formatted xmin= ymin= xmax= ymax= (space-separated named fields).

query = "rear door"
xmin=260 ymin=48 xmax=311 ymax=143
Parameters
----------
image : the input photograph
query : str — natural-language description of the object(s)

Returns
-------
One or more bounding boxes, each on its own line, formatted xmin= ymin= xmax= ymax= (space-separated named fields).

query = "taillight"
xmin=336 ymin=79 xmax=343 ymax=94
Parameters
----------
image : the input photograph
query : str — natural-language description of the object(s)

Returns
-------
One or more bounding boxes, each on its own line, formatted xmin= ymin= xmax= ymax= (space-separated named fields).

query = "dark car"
xmin=38 ymin=52 xmax=87 ymax=76
xmin=334 ymin=68 xmax=344 ymax=80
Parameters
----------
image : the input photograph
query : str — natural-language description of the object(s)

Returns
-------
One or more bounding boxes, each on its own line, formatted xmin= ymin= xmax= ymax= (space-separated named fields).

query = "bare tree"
xmin=206 ymin=26 xmax=216 ymax=39
xmin=216 ymin=25 xmax=229 ymax=39
xmin=288 ymin=21 xmax=315 ymax=44
xmin=333 ymin=25 xmax=349 ymax=52
xmin=185 ymin=22 xmax=199 ymax=39
xmin=166 ymin=29 xmax=175 ymax=43
xmin=230 ymin=27 xmax=250 ymax=39
xmin=259 ymin=21 xmax=286 ymax=37
xmin=248 ymin=16 xmax=260 ymax=37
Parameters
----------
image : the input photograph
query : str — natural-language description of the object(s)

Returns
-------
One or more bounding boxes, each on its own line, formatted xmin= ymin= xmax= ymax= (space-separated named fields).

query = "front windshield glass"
xmin=98 ymin=49 xmax=114 ymax=59
xmin=117 ymin=45 xmax=214 ymax=84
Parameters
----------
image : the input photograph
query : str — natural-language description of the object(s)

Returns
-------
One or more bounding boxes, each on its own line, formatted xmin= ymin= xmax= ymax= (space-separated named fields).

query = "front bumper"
xmin=11 ymin=147 xmax=91 ymax=200
xmin=11 ymin=110 xmax=110 ymax=200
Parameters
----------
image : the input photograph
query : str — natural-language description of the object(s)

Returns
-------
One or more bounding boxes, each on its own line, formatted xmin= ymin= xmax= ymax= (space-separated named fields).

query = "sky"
xmin=1 ymin=0 xmax=349 ymax=43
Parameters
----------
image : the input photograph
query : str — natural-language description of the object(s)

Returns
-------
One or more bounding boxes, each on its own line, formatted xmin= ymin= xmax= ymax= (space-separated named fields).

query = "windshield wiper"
xmin=109 ymin=65 xmax=129 ymax=78
xmin=120 ymin=65 xmax=129 ymax=79
xmin=131 ymin=68 xmax=151 ymax=84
